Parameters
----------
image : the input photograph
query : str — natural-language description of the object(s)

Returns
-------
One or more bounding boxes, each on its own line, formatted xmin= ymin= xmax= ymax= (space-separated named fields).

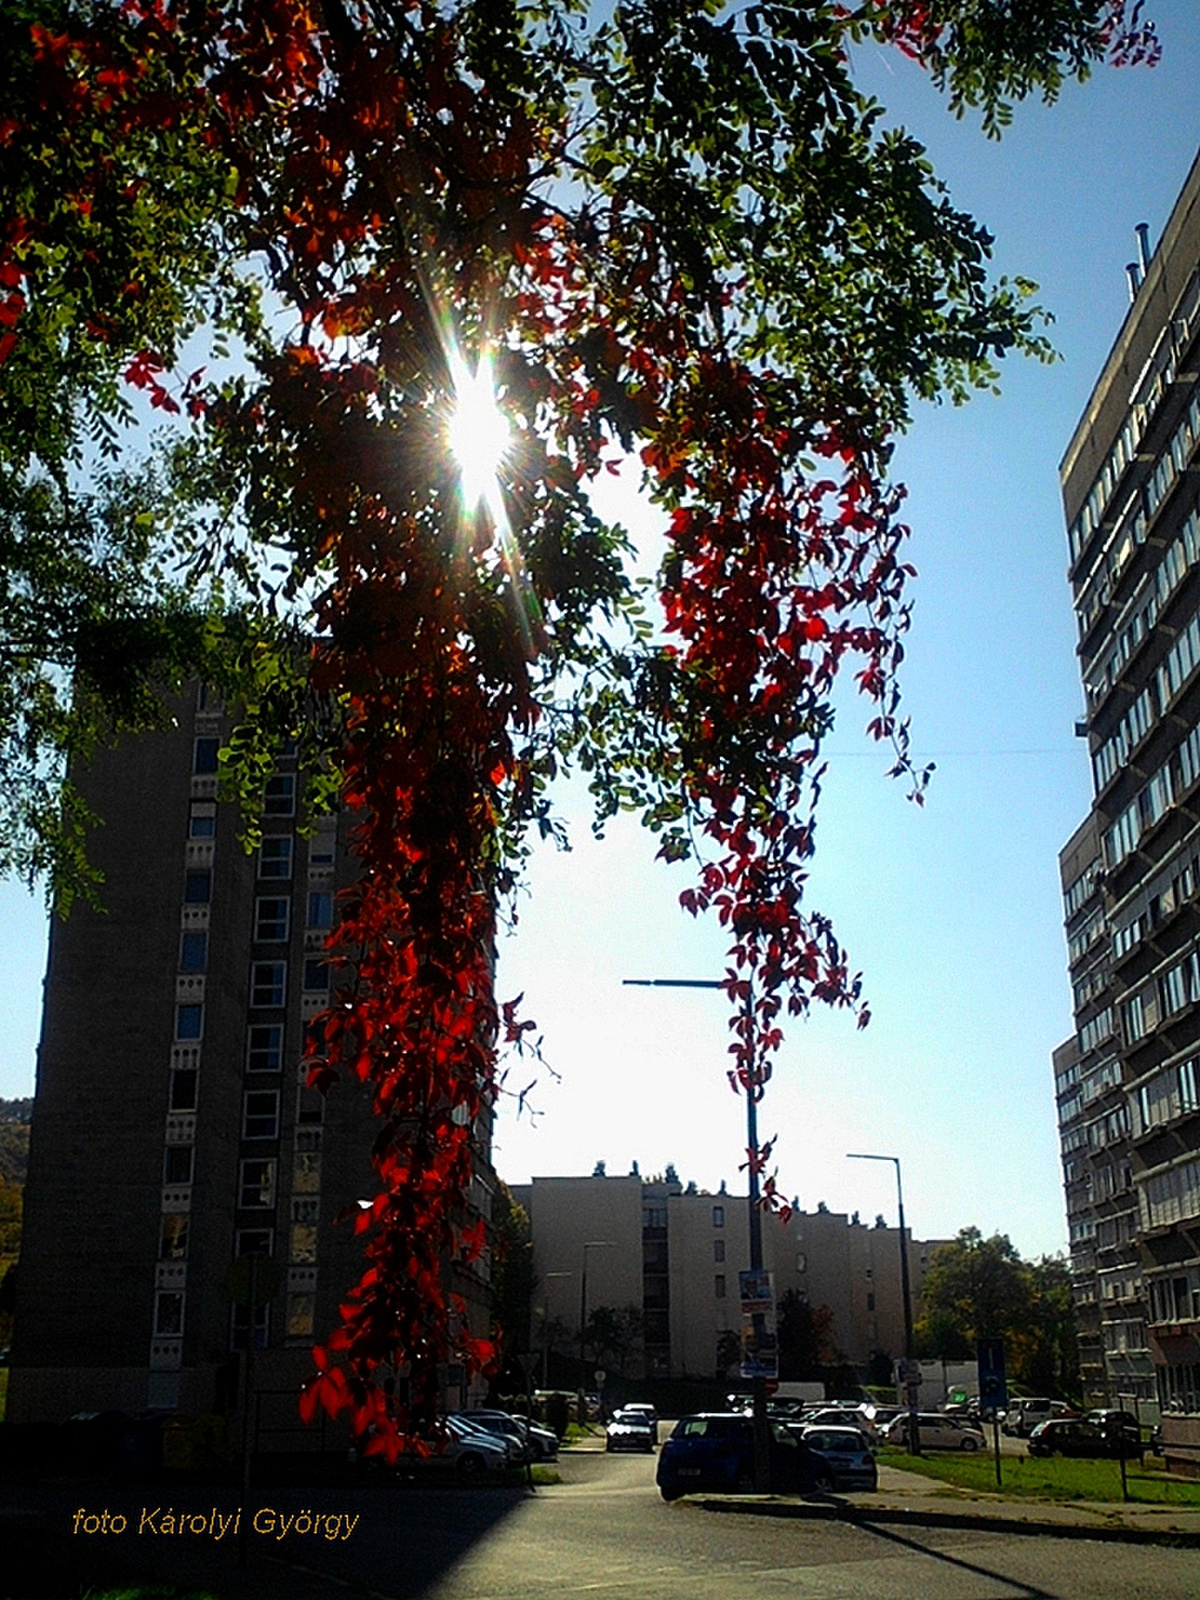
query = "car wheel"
xmin=959 ymin=1438 xmax=979 ymax=1452
xmin=457 ymin=1452 xmax=485 ymax=1478
xmin=735 ymin=1472 xmax=755 ymax=1494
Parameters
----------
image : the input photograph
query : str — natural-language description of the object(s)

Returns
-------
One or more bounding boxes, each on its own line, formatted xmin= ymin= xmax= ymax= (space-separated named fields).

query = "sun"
xmin=447 ymin=349 xmax=510 ymax=516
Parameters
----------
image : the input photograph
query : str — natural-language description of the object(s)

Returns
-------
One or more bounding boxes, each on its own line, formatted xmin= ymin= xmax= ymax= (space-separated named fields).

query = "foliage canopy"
xmin=0 ymin=0 xmax=1153 ymax=1448
xmin=917 ymin=1227 xmax=1079 ymax=1397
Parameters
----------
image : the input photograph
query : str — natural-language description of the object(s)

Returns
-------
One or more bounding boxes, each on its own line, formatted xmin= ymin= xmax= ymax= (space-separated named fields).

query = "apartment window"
xmin=713 ymin=1239 xmax=725 ymax=1263
xmin=258 ymin=836 xmax=293 ymax=880
xmin=1162 ymin=962 xmax=1189 ymax=1016
xmin=246 ymin=1023 xmax=283 ymax=1074
xmin=264 ymin=774 xmax=296 ymax=817
xmin=292 ymin=1196 xmax=319 ymax=1225
xmin=250 ymin=961 xmax=286 ymax=1009
xmin=236 ymin=1228 xmax=274 ymax=1258
xmin=230 ymin=1302 xmax=269 ymax=1351
xmin=154 ymin=1291 xmax=185 ymax=1337
xmin=867 ymin=1292 xmax=875 ymax=1311
xmin=254 ymin=897 xmax=290 ymax=943
xmin=188 ymin=803 xmax=216 ymax=838
xmin=307 ymin=891 xmax=333 ymax=930
xmin=184 ymin=868 xmax=212 ymax=904
xmin=163 ymin=1146 xmax=194 ymax=1186
xmin=159 ymin=1215 xmax=189 ymax=1260
xmin=302 ymin=958 xmax=329 ymax=994
xmin=193 ymin=738 xmax=219 ymax=775
xmin=714 ymin=1275 xmax=726 ymax=1298
xmin=169 ymin=1070 xmax=198 ymax=1112
xmin=239 ymin=1157 xmax=277 ymax=1208
xmin=175 ymin=1004 xmax=204 ymax=1041
xmin=712 ymin=1205 xmax=724 ymax=1228
xmin=243 ymin=1090 xmax=280 ymax=1140
xmin=179 ymin=931 xmax=207 ymax=973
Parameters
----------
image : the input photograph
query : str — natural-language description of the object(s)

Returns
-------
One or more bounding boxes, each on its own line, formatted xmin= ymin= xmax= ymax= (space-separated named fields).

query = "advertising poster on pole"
xmin=739 ymin=1269 xmax=778 ymax=1379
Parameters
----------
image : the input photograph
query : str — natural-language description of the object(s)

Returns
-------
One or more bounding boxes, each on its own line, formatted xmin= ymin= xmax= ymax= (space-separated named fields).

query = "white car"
xmin=1001 ymin=1398 xmax=1054 ymax=1438
xmin=883 ymin=1412 xmax=985 ymax=1451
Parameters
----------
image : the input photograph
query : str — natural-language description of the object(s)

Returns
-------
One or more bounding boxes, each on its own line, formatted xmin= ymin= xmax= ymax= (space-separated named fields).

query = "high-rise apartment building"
xmin=1056 ymin=151 xmax=1200 ymax=1473
xmin=8 ymin=687 xmax=495 ymax=1433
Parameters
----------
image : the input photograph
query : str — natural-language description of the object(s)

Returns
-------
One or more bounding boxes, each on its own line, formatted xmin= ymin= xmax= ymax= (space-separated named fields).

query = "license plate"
xmin=677 ymin=1467 xmax=701 ymax=1477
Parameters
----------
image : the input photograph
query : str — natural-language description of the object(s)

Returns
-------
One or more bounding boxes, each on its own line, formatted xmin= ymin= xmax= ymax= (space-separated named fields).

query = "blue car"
xmin=656 ymin=1413 xmax=834 ymax=1501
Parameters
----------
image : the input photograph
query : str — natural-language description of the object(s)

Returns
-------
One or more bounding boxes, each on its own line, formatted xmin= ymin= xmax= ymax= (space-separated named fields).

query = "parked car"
xmin=620 ymin=1402 xmax=658 ymax=1431
xmin=395 ymin=1416 xmax=511 ymax=1477
xmin=1001 ymin=1398 xmax=1054 ymax=1438
xmin=795 ymin=1425 xmax=878 ymax=1491
xmin=606 ymin=1408 xmax=657 ymax=1454
xmin=456 ymin=1410 xmax=559 ymax=1463
xmin=803 ymin=1407 xmax=875 ymax=1439
xmin=656 ymin=1414 xmax=834 ymax=1501
xmin=447 ymin=1414 xmax=523 ymax=1466
xmin=882 ymin=1412 xmax=985 ymax=1451
xmin=1028 ymin=1417 xmax=1141 ymax=1459
xmin=455 ymin=1411 xmax=529 ymax=1463
xmin=868 ymin=1406 xmax=904 ymax=1429
xmin=1085 ymin=1408 xmax=1140 ymax=1432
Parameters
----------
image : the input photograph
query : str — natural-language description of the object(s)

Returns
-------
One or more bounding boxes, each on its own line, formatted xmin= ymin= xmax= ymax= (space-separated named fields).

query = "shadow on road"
xmin=859 ymin=1519 xmax=1062 ymax=1600
xmin=1 ymin=1477 xmax=536 ymax=1600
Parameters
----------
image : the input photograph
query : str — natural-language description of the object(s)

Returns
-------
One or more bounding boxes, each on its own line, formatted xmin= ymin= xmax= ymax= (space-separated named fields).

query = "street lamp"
xmin=623 ymin=977 xmax=772 ymax=1493
xmin=578 ymin=1241 xmax=616 ymax=1425
xmin=847 ymin=1151 xmax=920 ymax=1455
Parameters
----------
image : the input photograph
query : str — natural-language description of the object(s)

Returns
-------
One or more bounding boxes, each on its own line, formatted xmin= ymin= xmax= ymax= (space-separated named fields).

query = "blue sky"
xmin=4 ymin=6 xmax=1200 ymax=1261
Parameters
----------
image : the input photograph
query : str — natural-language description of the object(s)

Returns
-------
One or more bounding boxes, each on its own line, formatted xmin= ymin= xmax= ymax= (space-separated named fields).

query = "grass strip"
xmin=877 ymin=1447 xmax=1200 ymax=1506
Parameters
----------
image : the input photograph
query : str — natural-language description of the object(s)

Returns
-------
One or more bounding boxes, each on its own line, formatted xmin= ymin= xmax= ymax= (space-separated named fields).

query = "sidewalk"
xmin=689 ymin=1462 xmax=1200 ymax=1545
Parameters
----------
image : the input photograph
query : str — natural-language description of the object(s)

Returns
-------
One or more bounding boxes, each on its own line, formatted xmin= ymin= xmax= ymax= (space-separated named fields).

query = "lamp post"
xmin=847 ymin=1151 xmax=920 ymax=1455
xmin=539 ymin=1271 xmax=574 ymax=1390
xmin=624 ymin=977 xmax=772 ymax=1494
xmin=578 ymin=1242 xmax=615 ymax=1425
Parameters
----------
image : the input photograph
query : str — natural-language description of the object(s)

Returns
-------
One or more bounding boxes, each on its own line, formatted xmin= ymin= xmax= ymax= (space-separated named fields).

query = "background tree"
xmin=716 ymin=1327 xmax=741 ymax=1378
xmin=585 ymin=1304 xmax=645 ymax=1380
xmin=488 ymin=1181 xmax=534 ymax=1371
xmin=917 ymin=1227 xmax=1079 ymax=1395
xmin=778 ymin=1288 xmax=835 ymax=1381
xmin=1 ymin=0 xmax=1154 ymax=1450
xmin=918 ymin=1228 xmax=1030 ymax=1344
xmin=1014 ymin=1256 xmax=1080 ymax=1399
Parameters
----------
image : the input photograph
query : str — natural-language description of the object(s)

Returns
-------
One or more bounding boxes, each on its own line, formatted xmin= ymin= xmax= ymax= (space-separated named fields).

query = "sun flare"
xmin=447 ymin=349 xmax=510 ymax=515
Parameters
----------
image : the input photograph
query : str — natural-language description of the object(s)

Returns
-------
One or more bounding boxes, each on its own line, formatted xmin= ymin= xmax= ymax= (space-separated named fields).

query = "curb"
xmin=686 ymin=1494 xmax=1200 ymax=1547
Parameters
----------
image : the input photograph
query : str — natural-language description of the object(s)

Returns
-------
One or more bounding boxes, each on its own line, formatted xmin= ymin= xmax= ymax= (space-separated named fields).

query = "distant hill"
xmin=0 ymin=1101 xmax=31 ymax=1187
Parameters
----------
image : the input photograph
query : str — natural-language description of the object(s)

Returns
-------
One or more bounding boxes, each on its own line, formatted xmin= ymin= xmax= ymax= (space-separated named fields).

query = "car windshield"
xmin=677 ymin=1417 xmax=743 ymax=1439
xmin=806 ymin=1432 xmax=862 ymax=1452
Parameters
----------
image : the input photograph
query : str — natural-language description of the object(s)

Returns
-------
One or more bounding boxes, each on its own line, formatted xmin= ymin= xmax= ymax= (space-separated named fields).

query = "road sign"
xmin=594 ymin=1369 xmax=606 ymax=1385
xmin=977 ymin=1337 xmax=1008 ymax=1412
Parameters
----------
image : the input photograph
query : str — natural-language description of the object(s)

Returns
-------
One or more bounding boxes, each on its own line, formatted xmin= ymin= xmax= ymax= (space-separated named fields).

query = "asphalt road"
xmin=5 ymin=1449 xmax=1198 ymax=1600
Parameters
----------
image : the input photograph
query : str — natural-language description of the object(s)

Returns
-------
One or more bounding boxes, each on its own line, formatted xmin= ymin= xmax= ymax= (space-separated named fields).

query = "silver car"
xmin=883 ymin=1412 xmax=985 ymax=1451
